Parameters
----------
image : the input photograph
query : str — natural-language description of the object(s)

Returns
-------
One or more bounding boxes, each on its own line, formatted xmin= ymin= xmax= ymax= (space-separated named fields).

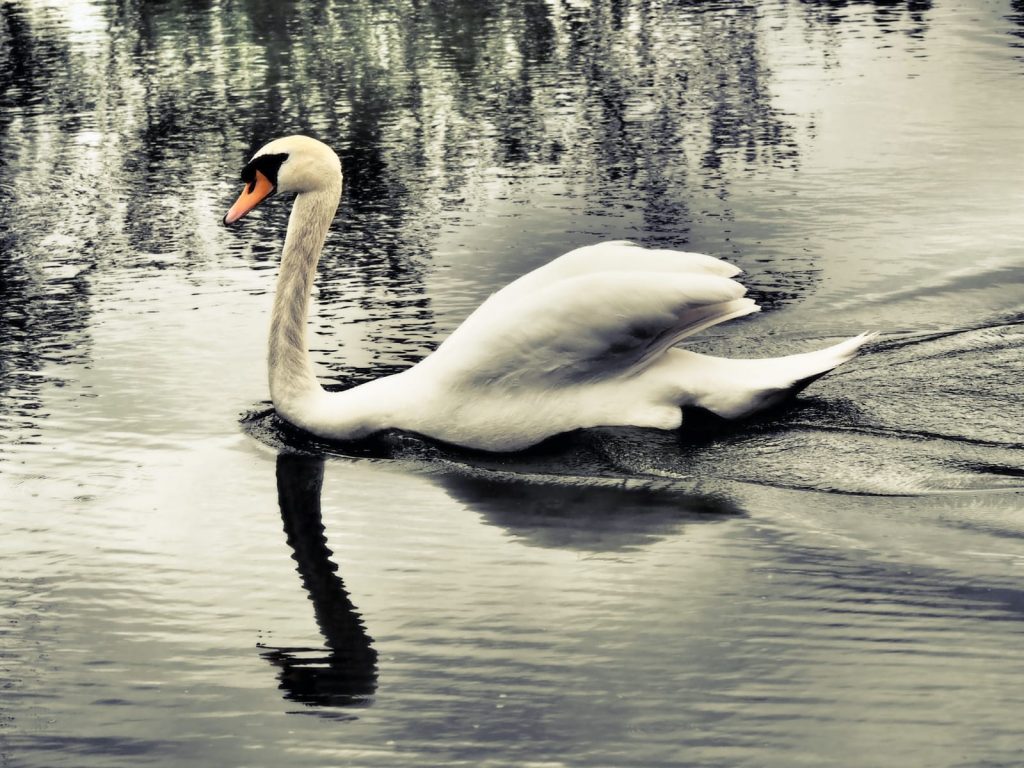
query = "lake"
xmin=1 ymin=1 xmax=1022 ymax=766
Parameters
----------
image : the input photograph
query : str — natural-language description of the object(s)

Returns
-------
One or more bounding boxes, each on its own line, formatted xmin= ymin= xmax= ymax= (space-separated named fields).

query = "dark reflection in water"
xmin=1009 ymin=0 xmax=1024 ymax=53
xmin=267 ymin=452 xmax=377 ymax=711
xmin=436 ymin=472 xmax=740 ymax=551
xmin=800 ymin=0 xmax=934 ymax=37
xmin=0 ymin=5 xmax=95 ymax=436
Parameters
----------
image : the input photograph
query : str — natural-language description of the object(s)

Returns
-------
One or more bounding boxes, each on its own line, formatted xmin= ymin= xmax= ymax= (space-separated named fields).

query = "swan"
xmin=224 ymin=135 xmax=875 ymax=452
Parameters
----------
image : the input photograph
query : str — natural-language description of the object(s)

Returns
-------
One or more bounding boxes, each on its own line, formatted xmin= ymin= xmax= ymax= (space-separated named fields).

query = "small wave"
xmin=830 ymin=259 xmax=1024 ymax=311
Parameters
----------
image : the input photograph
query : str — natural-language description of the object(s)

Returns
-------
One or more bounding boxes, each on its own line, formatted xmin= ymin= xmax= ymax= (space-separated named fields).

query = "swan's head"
xmin=224 ymin=135 xmax=342 ymax=226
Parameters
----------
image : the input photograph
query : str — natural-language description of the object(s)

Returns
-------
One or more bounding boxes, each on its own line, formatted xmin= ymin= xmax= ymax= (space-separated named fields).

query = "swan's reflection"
xmin=265 ymin=442 xmax=740 ymax=713
xmin=436 ymin=471 xmax=740 ymax=552
xmin=263 ymin=452 xmax=377 ymax=710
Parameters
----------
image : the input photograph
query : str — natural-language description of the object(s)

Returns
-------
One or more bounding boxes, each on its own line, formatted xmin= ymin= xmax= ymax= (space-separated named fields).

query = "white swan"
xmin=225 ymin=135 xmax=875 ymax=452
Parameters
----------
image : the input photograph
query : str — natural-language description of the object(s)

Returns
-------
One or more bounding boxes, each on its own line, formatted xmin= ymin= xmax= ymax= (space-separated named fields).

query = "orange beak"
xmin=224 ymin=170 xmax=275 ymax=225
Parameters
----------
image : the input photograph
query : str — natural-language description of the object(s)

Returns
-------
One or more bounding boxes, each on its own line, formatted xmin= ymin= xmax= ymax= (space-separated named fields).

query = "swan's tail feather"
xmin=786 ymin=331 xmax=879 ymax=395
xmin=666 ymin=331 xmax=878 ymax=419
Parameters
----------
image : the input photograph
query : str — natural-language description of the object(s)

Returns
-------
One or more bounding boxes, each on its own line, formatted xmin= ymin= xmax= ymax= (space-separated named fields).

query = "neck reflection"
xmin=264 ymin=451 xmax=377 ymax=711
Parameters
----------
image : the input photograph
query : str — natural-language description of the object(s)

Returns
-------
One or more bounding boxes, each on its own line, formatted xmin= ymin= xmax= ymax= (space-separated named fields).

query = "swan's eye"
xmin=241 ymin=152 xmax=290 ymax=191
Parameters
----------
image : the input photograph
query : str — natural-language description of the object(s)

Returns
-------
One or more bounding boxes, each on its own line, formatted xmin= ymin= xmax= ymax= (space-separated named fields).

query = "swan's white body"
xmin=228 ymin=136 xmax=875 ymax=452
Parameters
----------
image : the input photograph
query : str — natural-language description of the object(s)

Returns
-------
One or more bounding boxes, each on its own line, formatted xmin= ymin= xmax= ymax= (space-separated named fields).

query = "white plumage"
xmin=225 ymin=136 xmax=875 ymax=452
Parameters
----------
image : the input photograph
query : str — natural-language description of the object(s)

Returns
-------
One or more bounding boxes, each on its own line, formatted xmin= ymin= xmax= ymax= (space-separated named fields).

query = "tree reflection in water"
xmin=1008 ymin=0 xmax=1024 ymax=53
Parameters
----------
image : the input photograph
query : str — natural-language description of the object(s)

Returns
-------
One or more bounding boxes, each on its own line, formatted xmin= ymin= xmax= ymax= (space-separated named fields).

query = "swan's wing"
xmin=497 ymin=241 xmax=741 ymax=301
xmin=424 ymin=270 xmax=758 ymax=387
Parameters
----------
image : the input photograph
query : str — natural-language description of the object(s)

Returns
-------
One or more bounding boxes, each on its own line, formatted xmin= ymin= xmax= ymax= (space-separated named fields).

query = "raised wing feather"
xmin=497 ymin=241 xmax=741 ymax=301
xmin=425 ymin=269 xmax=757 ymax=387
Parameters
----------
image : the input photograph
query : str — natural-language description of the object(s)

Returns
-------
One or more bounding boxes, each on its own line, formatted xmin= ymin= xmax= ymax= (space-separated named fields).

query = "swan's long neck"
xmin=267 ymin=174 xmax=410 ymax=441
xmin=269 ymin=183 xmax=340 ymax=416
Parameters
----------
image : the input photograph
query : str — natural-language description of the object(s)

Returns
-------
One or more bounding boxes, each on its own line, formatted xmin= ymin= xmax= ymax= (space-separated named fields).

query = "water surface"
xmin=1 ymin=1 xmax=1023 ymax=766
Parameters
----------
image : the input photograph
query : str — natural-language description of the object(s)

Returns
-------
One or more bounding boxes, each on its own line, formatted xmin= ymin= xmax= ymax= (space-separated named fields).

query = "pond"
xmin=1 ymin=1 xmax=1023 ymax=766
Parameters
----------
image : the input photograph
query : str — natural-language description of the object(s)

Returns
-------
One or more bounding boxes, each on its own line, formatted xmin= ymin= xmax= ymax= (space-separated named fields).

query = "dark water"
xmin=2 ymin=1 xmax=1023 ymax=766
